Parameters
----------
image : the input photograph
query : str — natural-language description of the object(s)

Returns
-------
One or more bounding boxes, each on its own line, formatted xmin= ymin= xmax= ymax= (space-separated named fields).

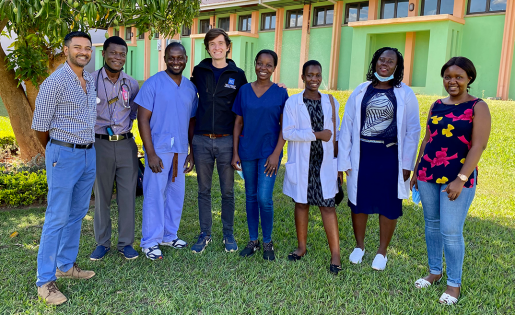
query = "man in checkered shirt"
xmin=31 ymin=31 xmax=97 ymax=306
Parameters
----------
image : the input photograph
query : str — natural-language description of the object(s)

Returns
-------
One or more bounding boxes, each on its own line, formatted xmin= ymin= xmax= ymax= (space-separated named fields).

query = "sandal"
xmin=439 ymin=292 xmax=460 ymax=305
xmin=415 ymin=275 xmax=443 ymax=288
xmin=329 ymin=264 xmax=342 ymax=275
xmin=287 ymin=250 xmax=307 ymax=261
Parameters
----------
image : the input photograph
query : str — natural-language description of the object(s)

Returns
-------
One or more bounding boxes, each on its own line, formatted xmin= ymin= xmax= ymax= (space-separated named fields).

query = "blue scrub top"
xmin=135 ymin=71 xmax=198 ymax=154
xmin=232 ymin=83 xmax=288 ymax=160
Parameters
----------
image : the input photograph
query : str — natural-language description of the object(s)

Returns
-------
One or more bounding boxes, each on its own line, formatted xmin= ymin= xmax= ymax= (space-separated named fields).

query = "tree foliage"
xmin=0 ymin=0 xmax=200 ymax=87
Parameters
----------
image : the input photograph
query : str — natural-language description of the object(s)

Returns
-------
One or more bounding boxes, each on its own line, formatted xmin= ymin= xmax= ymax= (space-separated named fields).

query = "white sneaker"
xmin=349 ymin=248 xmax=365 ymax=264
xmin=143 ymin=245 xmax=163 ymax=260
xmin=371 ymin=254 xmax=388 ymax=270
xmin=161 ymin=238 xmax=187 ymax=249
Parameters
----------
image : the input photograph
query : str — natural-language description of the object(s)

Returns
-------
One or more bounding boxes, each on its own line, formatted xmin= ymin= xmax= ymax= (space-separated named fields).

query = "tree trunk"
xmin=0 ymin=19 xmax=45 ymax=160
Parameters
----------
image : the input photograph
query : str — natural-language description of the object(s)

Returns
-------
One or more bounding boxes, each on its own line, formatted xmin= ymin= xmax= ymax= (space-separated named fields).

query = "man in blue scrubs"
xmin=135 ymin=42 xmax=198 ymax=260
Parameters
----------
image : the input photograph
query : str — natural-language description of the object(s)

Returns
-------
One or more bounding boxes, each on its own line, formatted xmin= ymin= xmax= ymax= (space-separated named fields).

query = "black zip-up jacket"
xmin=190 ymin=58 xmax=247 ymax=135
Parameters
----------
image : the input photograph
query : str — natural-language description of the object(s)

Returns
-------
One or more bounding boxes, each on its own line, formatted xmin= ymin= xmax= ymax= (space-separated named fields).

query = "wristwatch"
xmin=457 ymin=173 xmax=468 ymax=182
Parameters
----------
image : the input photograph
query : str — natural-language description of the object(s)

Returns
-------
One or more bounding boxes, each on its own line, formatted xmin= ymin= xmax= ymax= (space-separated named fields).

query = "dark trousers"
xmin=93 ymin=137 xmax=138 ymax=250
xmin=192 ymin=135 xmax=235 ymax=236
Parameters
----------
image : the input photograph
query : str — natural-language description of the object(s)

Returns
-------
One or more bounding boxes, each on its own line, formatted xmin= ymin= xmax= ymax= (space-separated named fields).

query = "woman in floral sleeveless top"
xmin=410 ymin=57 xmax=491 ymax=305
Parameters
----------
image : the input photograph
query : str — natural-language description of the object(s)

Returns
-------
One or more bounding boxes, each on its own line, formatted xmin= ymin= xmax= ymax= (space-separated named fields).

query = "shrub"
xmin=0 ymin=168 xmax=47 ymax=207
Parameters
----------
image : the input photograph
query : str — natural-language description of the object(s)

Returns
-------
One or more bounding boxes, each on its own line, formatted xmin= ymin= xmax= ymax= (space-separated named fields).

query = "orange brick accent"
xmin=403 ymin=32 xmax=416 ymax=86
xmin=368 ymin=0 xmax=378 ymax=20
xmin=453 ymin=0 xmax=467 ymax=19
xmin=273 ymin=8 xmax=284 ymax=83
xmin=210 ymin=16 xmax=216 ymax=29
xmin=230 ymin=14 xmax=237 ymax=31
xmin=251 ymin=11 xmax=259 ymax=34
xmin=497 ymin=0 xmax=515 ymax=100
xmin=328 ymin=1 xmax=344 ymax=90
xmin=107 ymin=27 xmax=113 ymax=37
xmin=298 ymin=4 xmax=311 ymax=88
xmin=408 ymin=0 xmax=419 ymax=17
xmin=144 ymin=32 xmax=151 ymax=80
xmin=190 ymin=18 xmax=198 ymax=75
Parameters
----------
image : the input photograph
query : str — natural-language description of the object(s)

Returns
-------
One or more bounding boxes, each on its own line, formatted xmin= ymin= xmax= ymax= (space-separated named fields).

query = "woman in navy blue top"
xmin=231 ymin=50 xmax=289 ymax=261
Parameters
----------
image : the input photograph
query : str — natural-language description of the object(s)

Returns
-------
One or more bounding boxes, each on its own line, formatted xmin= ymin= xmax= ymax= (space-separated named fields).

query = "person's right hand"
xmin=231 ymin=154 xmax=242 ymax=170
xmin=315 ymin=129 xmax=332 ymax=142
xmin=410 ymin=174 xmax=418 ymax=191
xmin=148 ymin=153 xmax=164 ymax=173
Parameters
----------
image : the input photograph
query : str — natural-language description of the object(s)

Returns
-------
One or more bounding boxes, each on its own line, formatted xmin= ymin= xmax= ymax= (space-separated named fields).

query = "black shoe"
xmin=330 ymin=264 xmax=342 ymax=275
xmin=263 ymin=241 xmax=275 ymax=261
xmin=239 ymin=240 xmax=260 ymax=257
xmin=287 ymin=249 xmax=307 ymax=261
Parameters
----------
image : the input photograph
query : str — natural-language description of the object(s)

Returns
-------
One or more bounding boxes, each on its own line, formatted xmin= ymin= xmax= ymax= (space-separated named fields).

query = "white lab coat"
xmin=283 ymin=91 xmax=340 ymax=204
xmin=337 ymin=81 xmax=421 ymax=205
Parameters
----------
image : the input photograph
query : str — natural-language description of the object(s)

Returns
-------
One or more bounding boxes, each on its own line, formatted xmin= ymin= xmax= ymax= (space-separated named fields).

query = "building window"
xmin=261 ymin=12 xmax=276 ymax=30
xmin=138 ymin=31 xmax=145 ymax=40
xmin=468 ymin=0 xmax=507 ymax=14
xmin=154 ymin=33 xmax=159 ymax=39
xmin=313 ymin=6 xmax=334 ymax=26
xmin=345 ymin=1 xmax=369 ymax=24
xmin=286 ymin=9 xmax=303 ymax=28
xmin=422 ymin=0 xmax=454 ymax=15
xmin=181 ymin=25 xmax=191 ymax=36
xmin=200 ymin=19 xmax=210 ymax=34
xmin=114 ymin=28 xmax=120 ymax=37
xmin=218 ymin=17 xmax=230 ymax=31
xmin=381 ymin=0 xmax=409 ymax=19
xmin=125 ymin=27 xmax=132 ymax=40
xmin=239 ymin=15 xmax=252 ymax=32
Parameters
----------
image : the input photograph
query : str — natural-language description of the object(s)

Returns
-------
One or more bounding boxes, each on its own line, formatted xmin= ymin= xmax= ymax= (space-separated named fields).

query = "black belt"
xmin=95 ymin=132 xmax=133 ymax=141
xmin=51 ymin=139 xmax=93 ymax=149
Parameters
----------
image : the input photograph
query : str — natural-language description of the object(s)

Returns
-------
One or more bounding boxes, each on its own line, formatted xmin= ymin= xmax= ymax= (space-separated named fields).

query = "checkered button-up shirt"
xmin=32 ymin=62 xmax=97 ymax=144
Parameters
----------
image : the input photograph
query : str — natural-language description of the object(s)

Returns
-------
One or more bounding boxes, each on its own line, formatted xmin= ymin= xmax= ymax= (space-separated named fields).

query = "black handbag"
xmin=329 ymin=94 xmax=345 ymax=205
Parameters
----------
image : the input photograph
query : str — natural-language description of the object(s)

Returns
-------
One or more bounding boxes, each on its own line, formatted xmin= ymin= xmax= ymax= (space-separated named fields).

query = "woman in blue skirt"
xmin=338 ymin=47 xmax=421 ymax=270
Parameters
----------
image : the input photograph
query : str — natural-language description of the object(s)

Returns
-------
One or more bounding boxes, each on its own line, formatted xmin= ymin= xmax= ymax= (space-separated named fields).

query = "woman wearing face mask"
xmin=231 ymin=50 xmax=288 ymax=261
xmin=411 ymin=57 xmax=490 ymax=305
xmin=282 ymin=60 xmax=342 ymax=274
xmin=338 ymin=47 xmax=420 ymax=271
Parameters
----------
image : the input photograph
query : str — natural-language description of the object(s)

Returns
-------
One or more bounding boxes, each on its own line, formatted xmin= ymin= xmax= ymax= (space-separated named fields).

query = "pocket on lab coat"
xmin=285 ymin=162 xmax=297 ymax=184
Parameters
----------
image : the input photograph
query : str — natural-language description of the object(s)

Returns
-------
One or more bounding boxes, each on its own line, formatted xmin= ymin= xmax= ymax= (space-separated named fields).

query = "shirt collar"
xmin=63 ymin=61 xmax=94 ymax=83
xmin=101 ymin=67 xmax=127 ymax=84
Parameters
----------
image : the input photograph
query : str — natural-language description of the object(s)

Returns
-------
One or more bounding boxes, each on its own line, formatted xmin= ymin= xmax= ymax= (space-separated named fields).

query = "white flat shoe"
xmin=371 ymin=254 xmax=387 ymax=270
xmin=439 ymin=292 xmax=459 ymax=305
xmin=415 ymin=276 xmax=442 ymax=288
xmin=349 ymin=248 xmax=365 ymax=264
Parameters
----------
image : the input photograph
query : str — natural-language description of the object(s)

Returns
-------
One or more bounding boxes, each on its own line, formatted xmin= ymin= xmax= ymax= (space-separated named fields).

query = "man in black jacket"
xmin=190 ymin=28 xmax=247 ymax=253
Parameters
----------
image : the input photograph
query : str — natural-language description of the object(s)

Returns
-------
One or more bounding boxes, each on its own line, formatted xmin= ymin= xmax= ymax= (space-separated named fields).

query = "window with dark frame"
xmin=125 ymin=27 xmax=132 ymax=40
xmin=181 ymin=25 xmax=191 ymax=36
xmin=261 ymin=12 xmax=276 ymax=30
xmin=218 ymin=17 xmax=230 ymax=31
xmin=154 ymin=33 xmax=159 ymax=39
xmin=313 ymin=6 xmax=334 ymax=26
xmin=345 ymin=1 xmax=369 ymax=24
xmin=239 ymin=15 xmax=252 ymax=32
xmin=114 ymin=28 xmax=120 ymax=37
xmin=286 ymin=9 xmax=303 ymax=28
xmin=200 ymin=19 xmax=210 ymax=34
xmin=468 ymin=0 xmax=507 ymax=14
xmin=381 ymin=0 xmax=409 ymax=19
xmin=138 ymin=31 xmax=144 ymax=40
xmin=421 ymin=0 xmax=454 ymax=16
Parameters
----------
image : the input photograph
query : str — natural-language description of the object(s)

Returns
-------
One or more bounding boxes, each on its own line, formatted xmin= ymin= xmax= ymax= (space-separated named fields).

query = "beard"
xmin=69 ymin=54 xmax=91 ymax=68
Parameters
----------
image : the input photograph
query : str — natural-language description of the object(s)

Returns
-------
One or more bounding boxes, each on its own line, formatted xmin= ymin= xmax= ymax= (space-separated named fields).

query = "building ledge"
xmin=190 ymin=31 xmax=259 ymax=39
xmin=349 ymin=14 xmax=465 ymax=27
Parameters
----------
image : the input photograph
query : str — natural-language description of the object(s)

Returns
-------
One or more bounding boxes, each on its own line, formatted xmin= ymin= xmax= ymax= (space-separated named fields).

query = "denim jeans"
xmin=241 ymin=156 xmax=281 ymax=243
xmin=37 ymin=141 xmax=96 ymax=287
xmin=417 ymin=171 xmax=476 ymax=287
xmin=192 ymin=135 xmax=234 ymax=236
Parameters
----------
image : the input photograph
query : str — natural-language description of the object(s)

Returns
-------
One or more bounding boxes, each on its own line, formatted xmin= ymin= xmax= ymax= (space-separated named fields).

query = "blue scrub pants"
xmin=140 ymin=152 xmax=186 ymax=249
xmin=36 ymin=141 xmax=96 ymax=287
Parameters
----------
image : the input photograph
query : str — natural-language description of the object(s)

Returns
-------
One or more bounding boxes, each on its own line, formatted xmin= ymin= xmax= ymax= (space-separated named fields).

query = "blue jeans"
xmin=192 ymin=135 xmax=235 ymax=236
xmin=37 ymin=141 xmax=96 ymax=287
xmin=417 ymin=171 xmax=476 ymax=288
xmin=241 ymin=156 xmax=281 ymax=243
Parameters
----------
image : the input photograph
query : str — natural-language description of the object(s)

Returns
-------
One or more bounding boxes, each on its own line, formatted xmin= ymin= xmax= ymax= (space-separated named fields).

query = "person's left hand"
xmin=264 ymin=153 xmax=280 ymax=177
xmin=277 ymin=83 xmax=287 ymax=89
xmin=443 ymin=179 xmax=465 ymax=201
xmin=403 ymin=169 xmax=411 ymax=182
xmin=184 ymin=153 xmax=195 ymax=173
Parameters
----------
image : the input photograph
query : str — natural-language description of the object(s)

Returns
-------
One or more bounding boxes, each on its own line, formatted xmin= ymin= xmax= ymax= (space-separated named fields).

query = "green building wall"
xmin=309 ymin=27 xmax=333 ymax=89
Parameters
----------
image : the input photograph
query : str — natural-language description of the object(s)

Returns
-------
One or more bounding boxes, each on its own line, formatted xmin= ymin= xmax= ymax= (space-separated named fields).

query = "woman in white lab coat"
xmin=338 ymin=47 xmax=420 ymax=271
xmin=282 ymin=60 xmax=342 ymax=275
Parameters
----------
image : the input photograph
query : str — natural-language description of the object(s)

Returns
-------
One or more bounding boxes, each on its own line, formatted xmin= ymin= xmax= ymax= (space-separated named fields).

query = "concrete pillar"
xmin=328 ymin=1 xmax=344 ymax=90
xmin=229 ymin=14 xmax=237 ymax=31
xmin=298 ymin=4 xmax=311 ymax=88
xmin=144 ymin=32 xmax=151 ymax=80
xmin=453 ymin=0 xmax=467 ymax=19
xmin=251 ymin=11 xmax=259 ymax=34
xmin=368 ymin=0 xmax=378 ymax=20
xmin=273 ymin=8 xmax=284 ymax=83
xmin=497 ymin=0 xmax=515 ymax=100
xmin=107 ymin=27 xmax=114 ymax=37
xmin=210 ymin=16 xmax=216 ymax=29
xmin=190 ymin=18 xmax=198 ymax=75
xmin=408 ymin=0 xmax=419 ymax=17
xmin=403 ymin=32 xmax=416 ymax=86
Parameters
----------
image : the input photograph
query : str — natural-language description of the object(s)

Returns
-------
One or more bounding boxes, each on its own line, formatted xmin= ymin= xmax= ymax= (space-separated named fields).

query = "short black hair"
xmin=441 ymin=57 xmax=477 ymax=89
xmin=302 ymin=60 xmax=322 ymax=76
xmin=64 ymin=31 xmax=92 ymax=46
xmin=366 ymin=47 xmax=404 ymax=88
xmin=165 ymin=42 xmax=187 ymax=56
xmin=103 ymin=36 xmax=127 ymax=52
xmin=255 ymin=49 xmax=278 ymax=67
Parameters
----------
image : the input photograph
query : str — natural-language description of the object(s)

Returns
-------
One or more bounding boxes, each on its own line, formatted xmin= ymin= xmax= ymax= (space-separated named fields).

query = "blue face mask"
xmin=374 ymin=72 xmax=394 ymax=82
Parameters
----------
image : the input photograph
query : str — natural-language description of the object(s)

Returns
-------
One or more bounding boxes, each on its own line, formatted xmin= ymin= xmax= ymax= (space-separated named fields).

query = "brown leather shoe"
xmin=56 ymin=263 xmax=95 ymax=280
xmin=37 ymin=281 xmax=67 ymax=305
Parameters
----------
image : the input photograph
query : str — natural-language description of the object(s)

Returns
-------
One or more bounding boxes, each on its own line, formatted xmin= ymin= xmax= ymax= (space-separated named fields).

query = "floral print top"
xmin=417 ymin=98 xmax=480 ymax=188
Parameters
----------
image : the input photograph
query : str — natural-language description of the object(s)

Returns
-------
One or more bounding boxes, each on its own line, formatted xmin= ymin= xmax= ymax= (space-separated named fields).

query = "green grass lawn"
xmin=0 ymin=91 xmax=513 ymax=314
